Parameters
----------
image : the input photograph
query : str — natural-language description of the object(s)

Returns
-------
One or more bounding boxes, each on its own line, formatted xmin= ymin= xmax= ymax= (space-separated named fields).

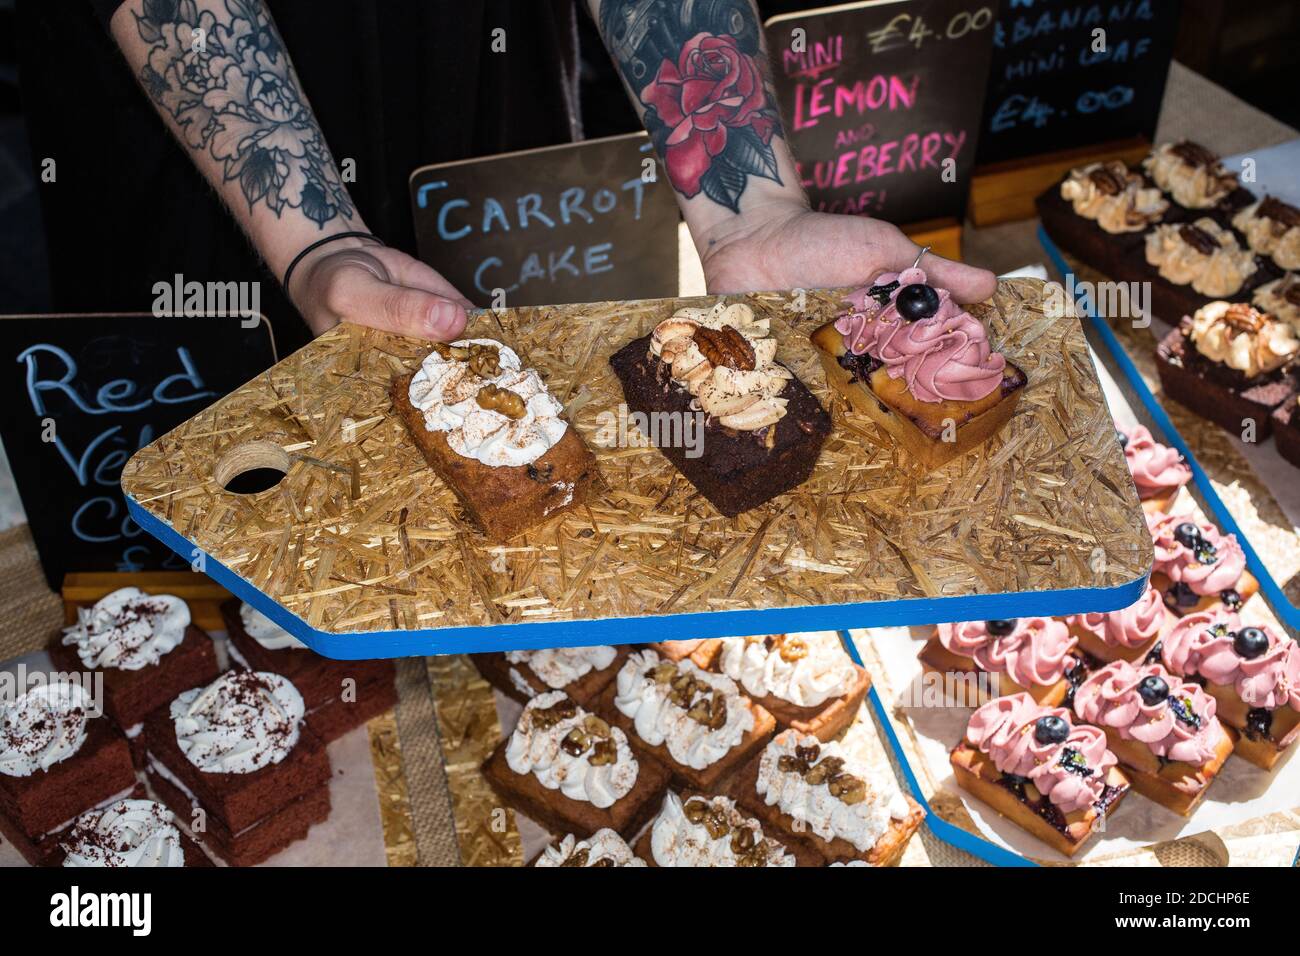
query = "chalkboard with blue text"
xmin=764 ymin=0 xmax=999 ymax=225
xmin=409 ymin=132 xmax=680 ymax=308
xmin=0 ymin=314 xmax=276 ymax=589
xmin=975 ymin=0 xmax=1180 ymax=165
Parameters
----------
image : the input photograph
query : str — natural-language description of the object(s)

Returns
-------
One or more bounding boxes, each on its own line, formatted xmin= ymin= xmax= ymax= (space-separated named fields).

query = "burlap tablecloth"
xmin=3 ymin=61 xmax=1295 ymax=867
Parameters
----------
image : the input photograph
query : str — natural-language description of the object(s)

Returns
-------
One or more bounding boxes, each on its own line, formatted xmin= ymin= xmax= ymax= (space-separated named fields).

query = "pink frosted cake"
xmin=950 ymin=693 xmax=1130 ymax=857
xmin=1162 ymin=610 xmax=1299 ymax=769
xmin=1064 ymin=586 xmax=1169 ymax=664
xmin=1074 ymin=659 xmax=1233 ymax=814
xmin=1146 ymin=511 xmax=1256 ymax=616
xmin=811 ymin=267 xmax=1026 ymax=469
xmin=1119 ymin=425 xmax=1191 ymax=513
xmin=919 ymin=617 xmax=1087 ymax=707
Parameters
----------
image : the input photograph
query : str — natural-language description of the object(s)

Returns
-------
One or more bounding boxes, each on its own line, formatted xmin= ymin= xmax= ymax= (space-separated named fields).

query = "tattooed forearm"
xmin=595 ymin=0 xmax=784 ymax=213
xmin=133 ymin=0 xmax=353 ymax=228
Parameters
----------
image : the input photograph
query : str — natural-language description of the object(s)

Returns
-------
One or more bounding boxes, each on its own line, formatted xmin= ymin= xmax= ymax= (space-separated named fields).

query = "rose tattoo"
xmin=599 ymin=3 xmax=784 ymax=212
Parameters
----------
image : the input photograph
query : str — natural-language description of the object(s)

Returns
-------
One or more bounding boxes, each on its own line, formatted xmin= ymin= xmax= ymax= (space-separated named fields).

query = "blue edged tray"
xmin=1039 ymin=226 xmax=1300 ymax=634
xmin=121 ymin=285 xmax=1151 ymax=660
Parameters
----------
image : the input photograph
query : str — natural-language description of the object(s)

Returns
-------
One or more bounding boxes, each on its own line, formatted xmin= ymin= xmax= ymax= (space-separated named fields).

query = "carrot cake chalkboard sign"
xmin=764 ymin=0 xmax=998 ymax=225
xmin=976 ymin=0 xmax=1180 ymax=166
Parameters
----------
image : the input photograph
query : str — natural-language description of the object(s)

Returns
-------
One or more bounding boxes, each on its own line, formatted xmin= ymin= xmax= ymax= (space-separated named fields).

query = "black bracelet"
xmin=281 ymin=231 xmax=382 ymax=292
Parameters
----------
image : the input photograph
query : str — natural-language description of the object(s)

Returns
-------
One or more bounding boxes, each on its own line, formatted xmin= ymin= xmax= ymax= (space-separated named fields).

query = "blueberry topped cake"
xmin=641 ymin=792 xmax=797 ymax=867
xmin=950 ymin=692 xmax=1130 ymax=857
xmin=1065 ymin=586 xmax=1169 ymax=664
xmin=1142 ymin=141 xmax=1238 ymax=210
xmin=1146 ymin=511 xmax=1256 ymax=616
xmin=921 ymin=617 xmax=1086 ymax=706
xmin=1162 ymin=611 xmax=1299 ymax=769
xmin=1073 ymin=659 xmax=1233 ymax=814
xmin=1059 ymin=160 xmax=1168 ymax=233
xmin=811 ymin=266 xmax=1026 ymax=469
xmin=1232 ymin=196 xmax=1300 ymax=271
xmin=600 ymin=649 xmax=775 ymax=789
xmin=533 ymin=828 xmax=645 ymax=868
xmin=1118 ymin=425 xmax=1190 ymax=513
xmin=735 ymin=730 xmax=922 ymax=865
xmin=608 ymin=301 xmax=831 ymax=517
xmin=1145 ymin=219 xmax=1257 ymax=298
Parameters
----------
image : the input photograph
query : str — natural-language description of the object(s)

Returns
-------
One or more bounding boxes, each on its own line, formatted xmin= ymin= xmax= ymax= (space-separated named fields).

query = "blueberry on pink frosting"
xmin=834 ymin=268 xmax=1006 ymax=404
xmin=1146 ymin=511 xmax=1246 ymax=596
xmin=1163 ymin=612 xmax=1300 ymax=712
xmin=937 ymin=617 xmax=1077 ymax=688
xmin=1074 ymin=660 xmax=1223 ymax=764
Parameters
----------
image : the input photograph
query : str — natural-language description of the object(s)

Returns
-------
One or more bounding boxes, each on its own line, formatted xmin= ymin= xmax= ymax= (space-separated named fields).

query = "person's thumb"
xmin=332 ymin=263 xmax=468 ymax=341
xmin=916 ymin=252 xmax=998 ymax=305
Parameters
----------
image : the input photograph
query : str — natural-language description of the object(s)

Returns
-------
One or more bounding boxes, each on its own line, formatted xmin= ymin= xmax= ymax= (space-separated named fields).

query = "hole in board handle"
xmin=215 ymin=441 xmax=291 ymax=495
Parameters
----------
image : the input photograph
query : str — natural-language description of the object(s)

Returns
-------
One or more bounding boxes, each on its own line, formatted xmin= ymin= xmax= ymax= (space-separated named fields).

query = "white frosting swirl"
xmin=408 ymin=338 xmax=568 ymax=467
xmin=613 ymin=650 xmax=754 ymax=770
xmin=62 ymin=587 xmax=189 ymax=671
xmin=719 ymin=633 xmax=856 ymax=707
xmin=504 ymin=645 xmax=618 ymax=690
xmin=1233 ymin=199 xmax=1300 ymax=270
xmin=534 ymin=829 xmax=645 ymax=867
xmin=0 ymin=682 xmax=91 ymax=777
xmin=62 ymin=800 xmax=184 ymax=868
xmin=756 ymin=731 xmax=911 ymax=853
xmin=238 ymin=602 xmax=307 ymax=651
xmin=1144 ymin=219 xmax=1256 ymax=297
xmin=1253 ymin=275 xmax=1300 ymax=334
xmin=170 ymin=670 xmax=305 ymax=774
xmin=1188 ymin=301 xmax=1299 ymax=377
xmin=504 ymin=691 xmax=638 ymax=809
xmin=650 ymin=792 xmax=795 ymax=867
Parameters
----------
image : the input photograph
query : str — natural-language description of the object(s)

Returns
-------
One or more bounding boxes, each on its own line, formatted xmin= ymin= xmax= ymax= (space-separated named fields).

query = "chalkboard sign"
xmin=0 ymin=314 xmax=276 ymax=589
xmin=975 ymin=0 xmax=1180 ymax=165
xmin=409 ymin=132 xmax=681 ymax=308
xmin=764 ymin=0 xmax=998 ymax=223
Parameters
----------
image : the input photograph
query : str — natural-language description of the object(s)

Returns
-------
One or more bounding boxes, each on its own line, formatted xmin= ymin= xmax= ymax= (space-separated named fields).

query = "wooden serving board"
xmin=121 ymin=279 xmax=1151 ymax=659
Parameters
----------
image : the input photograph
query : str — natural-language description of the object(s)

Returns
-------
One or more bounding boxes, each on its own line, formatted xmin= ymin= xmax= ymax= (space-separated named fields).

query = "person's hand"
xmin=698 ymin=199 xmax=998 ymax=304
xmin=288 ymin=240 xmax=474 ymax=341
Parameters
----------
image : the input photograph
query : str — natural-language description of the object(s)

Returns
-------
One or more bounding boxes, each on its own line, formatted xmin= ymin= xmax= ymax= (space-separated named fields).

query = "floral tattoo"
xmin=597 ymin=0 xmax=783 ymax=212
xmin=133 ymin=0 xmax=353 ymax=227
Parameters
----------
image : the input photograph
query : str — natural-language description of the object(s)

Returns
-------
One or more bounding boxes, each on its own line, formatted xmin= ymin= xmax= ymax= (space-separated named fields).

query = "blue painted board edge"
xmin=839 ymin=630 xmax=1038 ymax=867
xmin=1037 ymin=225 xmax=1300 ymax=632
xmin=126 ymin=493 xmax=1147 ymax=661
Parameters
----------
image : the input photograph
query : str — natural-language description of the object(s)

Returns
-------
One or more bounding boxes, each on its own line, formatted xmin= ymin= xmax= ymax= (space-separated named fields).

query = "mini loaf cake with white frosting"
xmin=408 ymin=338 xmax=568 ymax=468
xmin=505 ymin=691 xmax=638 ymax=809
xmin=238 ymin=602 xmax=307 ymax=651
xmin=756 ymin=731 xmax=912 ymax=853
xmin=62 ymin=587 xmax=190 ymax=671
xmin=534 ymin=828 xmax=645 ymax=867
xmin=1145 ymin=218 xmax=1257 ymax=298
xmin=170 ymin=670 xmax=305 ymax=774
xmin=719 ymin=633 xmax=857 ymax=709
xmin=649 ymin=792 xmax=794 ymax=867
xmin=0 ymin=682 xmax=93 ymax=777
xmin=613 ymin=649 xmax=755 ymax=770
xmin=60 ymin=799 xmax=185 ymax=868
xmin=506 ymin=646 xmax=618 ymax=695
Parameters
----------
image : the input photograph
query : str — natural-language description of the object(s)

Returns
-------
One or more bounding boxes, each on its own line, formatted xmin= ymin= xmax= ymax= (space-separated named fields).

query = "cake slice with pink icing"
xmin=1119 ymin=425 xmax=1191 ymax=513
xmin=1161 ymin=611 xmax=1299 ymax=770
xmin=1073 ymin=659 xmax=1233 ymax=814
xmin=810 ymin=261 xmax=1026 ymax=470
xmin=1064 ymin=585 xmax=1170 ymax=664
xmin=950 ymin=692 xmax=1130 ymax=858
xmin=918 ymin=617 xmax=1088 ymax=708
xmin=1146 ymin=511 xmax=1256 ymax=616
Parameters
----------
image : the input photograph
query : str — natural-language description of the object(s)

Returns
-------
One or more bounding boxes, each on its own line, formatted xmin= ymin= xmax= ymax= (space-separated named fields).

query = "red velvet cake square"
xmin=143 ymin=669 xmax=331 ymax=865
xmin=0 ymin=681 xmax=137 ymax=864
xmin=221 ymin=600 xmax=395 ymax=743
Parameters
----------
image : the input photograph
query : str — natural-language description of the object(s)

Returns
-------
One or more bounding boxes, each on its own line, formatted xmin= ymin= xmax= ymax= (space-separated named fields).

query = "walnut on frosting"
xmin=681 ymin=796 xmax=775 ymax=866
xmin=1233 ymin=197 xmax=1300 ymax=271
xmin=1060 ymin=160 xmax=1168 ymax=233
xmin=776 ymin=740 xmax=868 ymax=806
xmin=1145 ymin=218 xmax=1257 ymax=297
xmin=1187 ymin=301 xmax=1300 ymax=378
xmin=650 ymin=301 xmax=792 ymax=432
xmin=1253 ymin=273 xmax=1300 ymax=335
xmin=647 ymin=660 xmax=729 ymax=730
xmin=1143 ymin=141 xmax=1238 ymax=209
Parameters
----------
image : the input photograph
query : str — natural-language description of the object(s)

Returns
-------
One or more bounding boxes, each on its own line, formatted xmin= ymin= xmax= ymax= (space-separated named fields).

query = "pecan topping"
xmin=1219 ymin=303 xmax=1267 ymax=334
xmin=776 ymin=635 xmax=808 ymax=663
xmin=1179 ymin=224 xmax=1219 ymax=256
xmin=560 ymin=727 xmax=591 ymax=756
xmin=693 ymin=325 xmax=756 ymax=370
xmin=588 ymin=737 xmax=618 ymax=766
xmin=1087 ymin=165 xmax=1126 ymax=196
xmin=683 ymin=797 xmax=710 ymax=825
xmin=475 ymin=383 xmax=526 ymax=419
xmin=779 ymin=743 xmax=870 ymax=806
xmin=430 ymin=341 xmax=470 ymax=361
xmin=532 ymin=696 xmax=577 ymax=729
xmin=466 ymin=342 xmax=502 ymax=378
xmin=1258 ymin=197 xmax=1300 ymax=229
xmin=1170 ymin=141 xmax=1218 ymax=168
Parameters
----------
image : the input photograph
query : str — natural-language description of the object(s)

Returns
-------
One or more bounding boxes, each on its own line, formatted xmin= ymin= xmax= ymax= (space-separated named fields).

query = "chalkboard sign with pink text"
xmin=764 ymin=0 xmax=998 ymax=224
